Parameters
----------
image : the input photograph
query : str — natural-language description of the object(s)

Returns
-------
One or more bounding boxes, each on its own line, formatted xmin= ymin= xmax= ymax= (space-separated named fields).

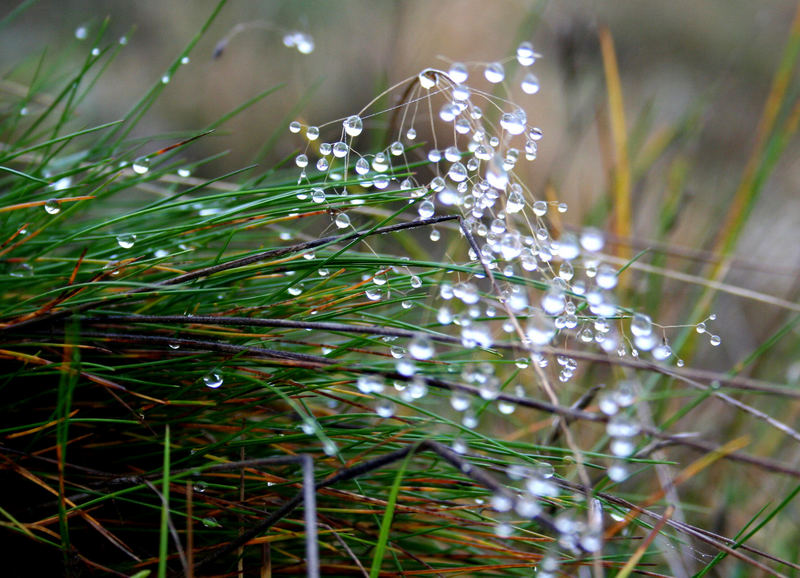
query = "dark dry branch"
xmin=194 ymin=440 xmax=561 ymax=574
xmin=22 ymin=328 xmax=800 ymax=480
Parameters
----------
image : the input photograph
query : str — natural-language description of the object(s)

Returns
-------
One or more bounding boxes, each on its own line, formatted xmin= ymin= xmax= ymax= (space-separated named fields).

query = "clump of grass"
xmin=2 ymin=2 xmax=800 ymax=577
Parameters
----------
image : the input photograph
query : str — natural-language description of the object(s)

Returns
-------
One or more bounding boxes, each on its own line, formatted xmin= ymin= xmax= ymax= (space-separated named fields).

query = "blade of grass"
xmin=158 ymin=424 xmax=171 ymax=578
xmin=369 ymin=443 xmax=416 ymax=578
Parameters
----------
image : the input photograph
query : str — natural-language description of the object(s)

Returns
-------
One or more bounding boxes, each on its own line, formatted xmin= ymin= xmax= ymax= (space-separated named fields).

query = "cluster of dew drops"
xmin=35 ymin=27 xmax=728 ymax=564
xmin=279 ymin=40 xmax=725 ymax=558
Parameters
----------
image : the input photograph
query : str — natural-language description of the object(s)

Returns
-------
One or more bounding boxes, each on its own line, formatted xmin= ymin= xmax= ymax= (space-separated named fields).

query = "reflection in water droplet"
xmin=132 ymin=157 xmax=150 ymax=174
xmin=116 ymin=233 xmax=136 ymax=249
xmin=203 ymin=371 xmax=223 ymax=388
xmin=44 ymin=199 xmax=61 ymax=215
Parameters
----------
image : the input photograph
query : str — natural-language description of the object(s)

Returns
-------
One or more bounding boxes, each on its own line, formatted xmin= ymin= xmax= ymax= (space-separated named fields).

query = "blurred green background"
xmin=2 ymin=0 xmax=799 ymax=375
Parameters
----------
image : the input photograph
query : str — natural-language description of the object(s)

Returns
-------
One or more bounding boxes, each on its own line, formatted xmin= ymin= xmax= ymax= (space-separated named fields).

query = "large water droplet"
xmin=343 ymin=115 xmax=363 ymax=137
xmin=44 ymin=199 xmax=61 ymax=215
xmin=516 ymin=41 xmax=538 ymax=66
xmin=116 ymin=233 xmax=136 ymax=249
xmin=418 ymin=70 xmax=437 ymax=89
xmin=500 ymin=111 xmax=526 ymax=135
xmin=334 ymin=213 xmax=350 ymax=229
xmin=541 ymin=288 xmax=566 ymax=315
xmin=448 ymin=162 xmax=468 ymax=182
xmin=521 ymin=73 xmax=540 ymax=94
xmin=526 ymin=313 xmax=556 ymax=345
xmin=448 ymin=62 xmax=468 ymax=84
xmin=417 ymin=200 xmax=435 ymax=219
xmin=305 ymin=126 xmax=320 ymax=141
xmin=357 ymin=374 xmax=385 ymax=394
xmin=332 ymin=142 xmax=349 ymax=158
xmin=484 ymin=62 xmax=505 ymax=83
xmin=132 ymin=157 xmax=150 ymax=174
xmin=203 ymin=371 xmax=223 ymax=389
xmin=580 ymin=228 xmax=604 ymax=252
xmin=408 ymin=334 xmax=435 ymax=360
xmin=485 ymin=155 xmax=508 ymax=190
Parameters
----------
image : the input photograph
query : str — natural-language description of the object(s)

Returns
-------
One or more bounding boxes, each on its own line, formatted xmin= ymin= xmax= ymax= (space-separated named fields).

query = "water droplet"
xmin=500 ymin=111 xmax=526 ymax=135
xmin=203 ymin=371 xmax=223 ymax=389
xmin=484 ymin=62 xmax=505 ymax=83
xmin=375 ymin=399 xmax=395 ymax=418
xmin=306 ymin=126 xmax=320 ymax=141
xmin=193 ymin=481 xmax=208 ymax=493
xmin=516 ymin=41 xmax=538 ymax=66
xmin=607 ymin=461 xmax=629 ymax=482
xmin=406 ymin=334 xmax=434 ymax=362
xmin=75 ymin=25 xmax=88 ymax=40
xmin=343 ymin=115 xmax=363 ymax=137
xmin=116 ymin=233 xmax=136 ymax=249
xmin=557 ymin=233 xmax=581 ymax=260
xmin=521 ymin=72 xmax=540 ymax=94
xmin=450 ymin=391 xmax=470 ymax=411
xmin=596 ymin=263 xmax=618 ymax=289
xmin=161 ymin=74 xmax=171 ymax=84
xmin=311 ymin=188 xmax=326 ymax=203
xmin=332 ymin=141 xmax=350 ymax=159
xmin=418 ymin=70 xmax=437 ymax=89
xmin=452 ymin=84 xmax=470 ymax=102
xmin=448 ymin=162 xmax=468 ymax=182
xmin=448 ymin=62 xmax=468 ymax=84
xmin=532 ymin=200 xmax=547 ymax=216
xmin=91 ymin=47 xmax=100 ymax=56
xmin=506 ymin=188 xmax=525 ymax=213
xmin=177 ymin=168 xmax=191 ymax=178
xmin=526 ymin=312 xmax=556 ymax=345
xmin=357 ymin=374 xmax=385 ymax=394
xmin=610 ymin=437 xmax=636 ymax=457
xmin=607 ymin=414 xmax=640 ymax=438
xmin=498 ymin=400 xmax=516 ymax=415
xmin=486 ymin=155 xmax=508 ymax=190
xmin=201 ymin=517 xmax=220 ymax=528
xmin=709 ymin=334 xmax=721 ymax=347
xmin=181 ymin=56 xmax=190 ymax=65
xmin=132 ymin=157 xmax=150 ymax=174
xmin=652 ymin=341 xmax=672 ymax=361
xmin=491 ymin=493 xmax=513 ymax=512
xmin=384 ymin=140 xmax=404 ymax=157
xmin=410 ymin=275 xmax=422 ymax=288
xmin=630 ymin=313 xmax=652 ymax=337
xmin=295 ymin=154 xmax=309 ymax=168
xmin=439 ymin=102 xmax=460 ymax=122
xmin=372 ymin=152 xmax=389 ymax=172
xmin=44 ymin=199 xmax=61 ymax=214
xmin=541 ymin=288 xmax=566 ymax=315
xmin=580 ymin=228 xmax=604 ymax=252
xmin=494 ymin=522 xmax=513 ymax=538
xmin=289 ymin=121 xmax=302 ymax=134
xmin=334 ymin=213 xmax=350 ymax=229
xmin=417 ymin=200 xmax=435 ymax=219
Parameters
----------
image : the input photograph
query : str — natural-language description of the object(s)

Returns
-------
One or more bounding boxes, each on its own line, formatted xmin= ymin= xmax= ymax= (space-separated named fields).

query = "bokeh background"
xmin=2 ymin=0 xmax=799 ymax=377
